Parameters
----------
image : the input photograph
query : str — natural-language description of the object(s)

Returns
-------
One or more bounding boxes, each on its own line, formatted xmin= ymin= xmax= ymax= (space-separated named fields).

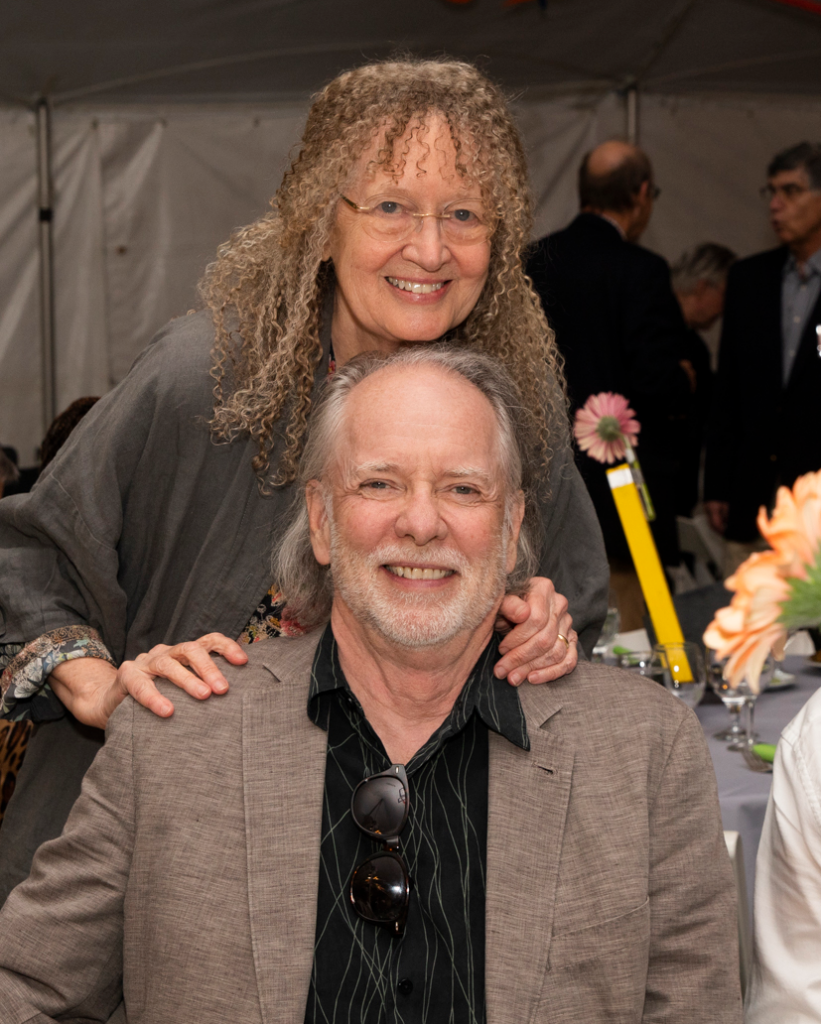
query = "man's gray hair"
xmin=768 ymin=142 xmax=821 ymax=191
xmin=273 ymin=346 xmax=543 ymax=626
xmin=671 ymin=242 xmax=737 ymax=295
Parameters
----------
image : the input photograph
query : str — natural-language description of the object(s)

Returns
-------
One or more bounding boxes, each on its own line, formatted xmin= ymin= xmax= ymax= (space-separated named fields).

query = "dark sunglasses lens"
xmin=350 ymin=852 xmax=409 ymax=923
xmin=351 ymin=775 xmax=407 ymax=837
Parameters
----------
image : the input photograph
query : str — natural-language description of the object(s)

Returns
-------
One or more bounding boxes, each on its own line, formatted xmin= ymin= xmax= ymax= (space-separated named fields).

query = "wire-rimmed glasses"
xmin=339 ymin=194 xmax=492 ymax=245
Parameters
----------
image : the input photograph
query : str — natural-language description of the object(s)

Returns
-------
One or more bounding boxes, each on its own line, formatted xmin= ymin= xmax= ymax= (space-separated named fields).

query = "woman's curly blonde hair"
xmin=200 ymin=56 xmax=566 ymax=487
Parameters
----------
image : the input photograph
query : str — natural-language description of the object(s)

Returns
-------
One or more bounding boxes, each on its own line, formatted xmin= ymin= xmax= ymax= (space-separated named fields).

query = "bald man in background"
xmin=527 ymin=141 xmax=691 ymax=629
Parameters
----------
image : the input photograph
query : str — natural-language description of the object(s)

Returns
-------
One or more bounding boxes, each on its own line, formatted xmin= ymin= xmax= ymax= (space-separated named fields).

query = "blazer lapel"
xmin=485 ymin=684 xmax=574 ymax=1024
xmin=243 ymin=634 xmax=326 ymax=1024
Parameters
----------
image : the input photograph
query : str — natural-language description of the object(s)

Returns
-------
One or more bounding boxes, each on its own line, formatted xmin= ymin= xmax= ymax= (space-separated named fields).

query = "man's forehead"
xmin=344 ymin=369 xmax=496 ymax=432
xmin=330 ymin=369 xmax=504 ymax=483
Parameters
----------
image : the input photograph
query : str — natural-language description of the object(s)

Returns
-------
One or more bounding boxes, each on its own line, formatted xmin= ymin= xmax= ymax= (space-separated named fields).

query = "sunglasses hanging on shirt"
xmin=349 ymin=763 xmax=411 ymax=936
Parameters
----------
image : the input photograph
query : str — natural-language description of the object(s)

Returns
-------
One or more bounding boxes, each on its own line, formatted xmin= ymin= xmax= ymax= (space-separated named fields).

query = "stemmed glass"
xmin=593 ymin=601 xmax=620 ymax=662
xmin=709 ymin=658 xmax=748 ymax=750
xmin=740 ymin=655 xmax=775 ymax=745
xmin=651 ymin=642 xmax=706 ymax=709
xmin=710 ymin=654 xmax=774 ymax=748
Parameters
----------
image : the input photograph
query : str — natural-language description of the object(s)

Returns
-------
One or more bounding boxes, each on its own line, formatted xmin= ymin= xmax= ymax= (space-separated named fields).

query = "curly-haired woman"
xmin=0 ymin=58 xmax=607 ymax=898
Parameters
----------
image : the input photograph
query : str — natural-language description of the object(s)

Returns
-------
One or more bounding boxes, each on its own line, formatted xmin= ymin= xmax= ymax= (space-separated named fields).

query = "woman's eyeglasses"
xmin=349 ymin=763 xmax=411 ymax=936
xmin=340 ymin=195 xmax=491 ymax=246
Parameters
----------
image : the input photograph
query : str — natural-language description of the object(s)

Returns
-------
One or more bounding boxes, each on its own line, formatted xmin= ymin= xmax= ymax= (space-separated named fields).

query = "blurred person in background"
xmin=704 ymin=142 xmax=821 ymax=577
xmin=527 ymin=140 xmax=691 ymax=629
xmin=0 ymin=448 xmax=19 ymax=501
xmin=39 ymin=397 xmax=100 ymax=471
xmin=671 ymin=243 xmax=736 ymax=517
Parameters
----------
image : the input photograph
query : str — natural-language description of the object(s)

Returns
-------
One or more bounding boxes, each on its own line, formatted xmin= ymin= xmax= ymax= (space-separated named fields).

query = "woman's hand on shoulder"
xmin=49 ymin=633 xmax=248 ymax=729
xmin=493 ymin=577 xmax=577 ymax=686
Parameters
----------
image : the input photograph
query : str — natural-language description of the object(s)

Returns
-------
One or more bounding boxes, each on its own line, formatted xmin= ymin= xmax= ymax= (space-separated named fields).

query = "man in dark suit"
xmin=704 ymin=142 xmax=821 ymax=575
xmin=527 ymin=141 xmax=691 ymax=628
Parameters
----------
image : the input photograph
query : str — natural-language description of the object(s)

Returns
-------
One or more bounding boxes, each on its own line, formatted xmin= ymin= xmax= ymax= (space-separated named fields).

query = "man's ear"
xmin=505 ymin=492 xmax=526 ymax=575
xmin=306 ymin=480 xmax=331 ymax=566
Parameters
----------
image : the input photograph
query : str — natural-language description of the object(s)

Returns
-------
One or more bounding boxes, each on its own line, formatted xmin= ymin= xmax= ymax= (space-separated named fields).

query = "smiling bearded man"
xmin=319 ymin=358 xmax=517 ymax=653
xmin=0 ymin=347 xmax=741 ymax=1024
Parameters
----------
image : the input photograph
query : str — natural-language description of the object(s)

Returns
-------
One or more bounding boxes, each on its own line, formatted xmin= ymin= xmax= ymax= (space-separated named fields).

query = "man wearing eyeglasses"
xmin=705 ymin=142 xmax=821 ymax=575
xmin=0 ymin=348 xmax=740 ymax=1023
xmin=527 ymin=140 xmax=692 ymax=631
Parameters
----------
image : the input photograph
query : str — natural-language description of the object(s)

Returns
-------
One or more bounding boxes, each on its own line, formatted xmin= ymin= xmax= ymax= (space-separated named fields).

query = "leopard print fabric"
xmin=0 ymin=720 xmax=33 ymax=830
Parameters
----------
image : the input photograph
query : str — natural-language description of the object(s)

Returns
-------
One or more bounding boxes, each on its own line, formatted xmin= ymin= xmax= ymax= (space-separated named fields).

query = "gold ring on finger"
xmin=557 ymin=632 xmax=570 ymax=649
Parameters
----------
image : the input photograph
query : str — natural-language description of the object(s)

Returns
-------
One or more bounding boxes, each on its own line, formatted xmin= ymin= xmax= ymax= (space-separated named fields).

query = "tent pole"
xmin=626 ymin=84 xmax=639 ymax=145
xmin=36 ymin=96 xmax=56 ymax=435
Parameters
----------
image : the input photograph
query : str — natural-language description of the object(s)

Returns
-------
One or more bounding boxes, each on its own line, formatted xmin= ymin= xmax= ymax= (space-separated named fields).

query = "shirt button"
xmin=398 ymin=979 xmax=413 ymax=996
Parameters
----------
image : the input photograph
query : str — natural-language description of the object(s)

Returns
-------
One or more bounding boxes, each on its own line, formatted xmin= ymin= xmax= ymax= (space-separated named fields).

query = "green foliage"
xmin=779 ymin=549 xmax=821 ymax=630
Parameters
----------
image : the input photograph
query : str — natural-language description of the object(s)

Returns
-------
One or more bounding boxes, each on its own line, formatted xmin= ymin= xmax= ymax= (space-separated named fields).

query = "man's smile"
xmin=384 ymin=564 xmax=456 ymax=580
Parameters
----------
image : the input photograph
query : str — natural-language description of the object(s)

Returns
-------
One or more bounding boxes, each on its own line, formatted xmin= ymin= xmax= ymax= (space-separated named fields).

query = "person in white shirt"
xmin=748 ymin=685 xmax=821 ymax=1021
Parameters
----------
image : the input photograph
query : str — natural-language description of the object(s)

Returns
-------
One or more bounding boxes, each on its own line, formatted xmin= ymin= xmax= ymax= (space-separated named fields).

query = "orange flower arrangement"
xmin=704 ymin=469 xmax=821 ymax=691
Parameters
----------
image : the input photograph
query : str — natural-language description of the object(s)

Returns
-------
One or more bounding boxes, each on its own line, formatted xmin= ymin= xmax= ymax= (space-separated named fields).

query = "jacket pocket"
xmin=533 ymin=898 xmax=650 ymax=1023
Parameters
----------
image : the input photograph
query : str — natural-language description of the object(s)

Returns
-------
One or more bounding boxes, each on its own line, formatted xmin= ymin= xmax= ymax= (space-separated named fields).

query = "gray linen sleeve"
xmin=538 ymin=441 xmax=608 ymax=658
xmin=643 ymin=710 xmax=743 ymax=1021
xmin=0 ymin=312 xmax=218 ymax=715
xmin=0 ymin=699 xmax=134 ymax=1022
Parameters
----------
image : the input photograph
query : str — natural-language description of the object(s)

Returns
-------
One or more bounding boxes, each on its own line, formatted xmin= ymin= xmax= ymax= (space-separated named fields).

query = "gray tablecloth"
xmin=695 ymin=655 xmax=821 ymax=914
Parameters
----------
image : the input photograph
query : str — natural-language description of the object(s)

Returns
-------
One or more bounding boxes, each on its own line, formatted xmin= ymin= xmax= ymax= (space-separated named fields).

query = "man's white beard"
xmin=328 ymin=532 xmax=509 ymax=649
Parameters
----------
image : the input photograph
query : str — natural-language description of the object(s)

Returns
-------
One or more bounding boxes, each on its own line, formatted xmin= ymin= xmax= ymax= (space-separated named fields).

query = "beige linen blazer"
xmin=0 ymin=633 xmax=742 ymax=1023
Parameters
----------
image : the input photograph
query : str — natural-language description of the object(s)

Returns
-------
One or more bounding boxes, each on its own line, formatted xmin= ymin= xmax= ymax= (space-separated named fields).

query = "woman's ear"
xmin=306 ymin=480 xmax=331 ymax=566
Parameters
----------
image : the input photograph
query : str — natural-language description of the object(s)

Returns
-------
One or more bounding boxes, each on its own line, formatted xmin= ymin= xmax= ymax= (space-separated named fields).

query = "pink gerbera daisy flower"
xmin=573 ymin=392 xmax=641 ymax=465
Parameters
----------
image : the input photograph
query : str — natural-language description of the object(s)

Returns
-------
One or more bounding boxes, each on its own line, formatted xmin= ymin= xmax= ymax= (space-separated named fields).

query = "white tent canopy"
xmin=2 ymin=0 xmax=821 ymax=461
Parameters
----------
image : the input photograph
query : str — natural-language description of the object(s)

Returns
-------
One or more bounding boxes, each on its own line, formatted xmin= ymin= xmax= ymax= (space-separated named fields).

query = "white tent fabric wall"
xmin=519 ymin=91 xmax=625 ymax=242
xmin=0 ymin=103 xmax=309 ymax=463
xmin=1 ymin=89 xmax=820 ymax=464
xmin=0 ymin=110 xmax=40 ymax=465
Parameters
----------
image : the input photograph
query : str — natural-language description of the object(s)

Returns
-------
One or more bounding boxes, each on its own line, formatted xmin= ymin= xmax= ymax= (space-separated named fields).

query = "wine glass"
xmin=740 ymin=655 xmax=775 ymax=745
xmin=651 ymin=642 xmax=706 ymax=709
xmin=709 ymin=656 xmax=748 ymax=749
xmin=593 ymin=603 xmax=620 ymax=662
